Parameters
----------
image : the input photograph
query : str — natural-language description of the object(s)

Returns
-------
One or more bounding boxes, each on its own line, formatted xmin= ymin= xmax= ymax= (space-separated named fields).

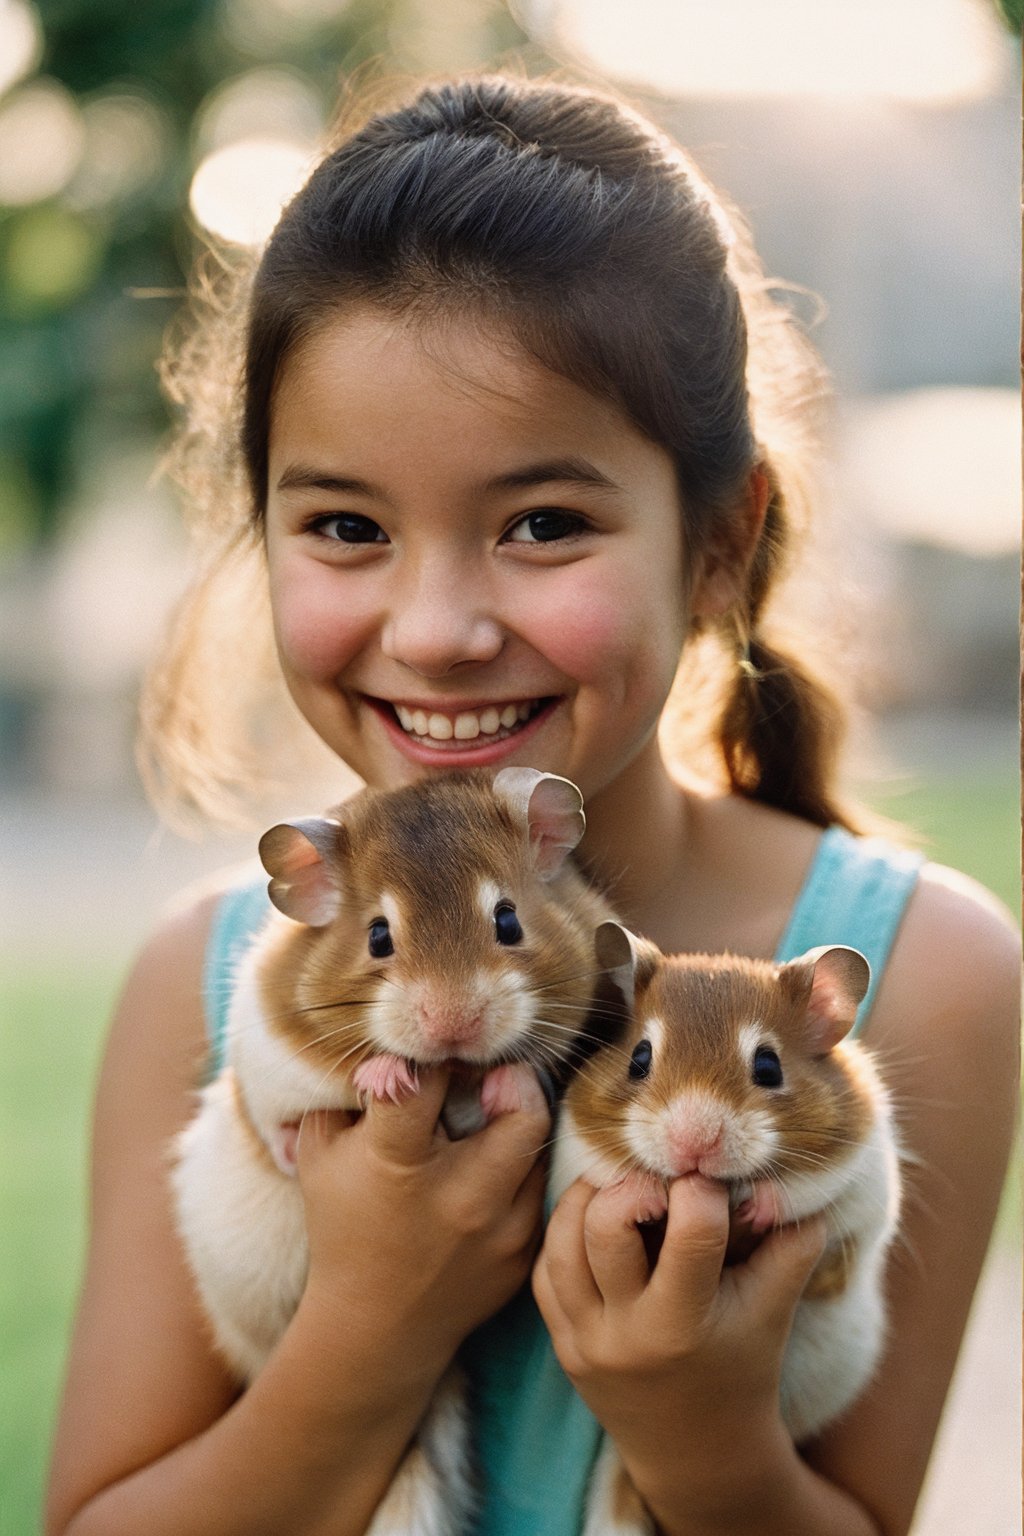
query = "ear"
xmin=783 ymin=945 xmax=871 ymax=1053
xmin=690 ymin=465 xmax=770 ymax=621
xmin=258 ymin=817 xmax=346 ymax=927
xmin=594 ymin=921 xmax=661 ymax=1010
xmin=492 ymin=767 xmax=585 ymax=878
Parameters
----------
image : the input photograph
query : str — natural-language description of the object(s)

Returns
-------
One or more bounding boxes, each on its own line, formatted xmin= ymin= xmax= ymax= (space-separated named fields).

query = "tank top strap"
xmin=202 ymin=871 xmax=270 ymax=1078
xmin=773 ymin=825 xmax=924 ymax=1036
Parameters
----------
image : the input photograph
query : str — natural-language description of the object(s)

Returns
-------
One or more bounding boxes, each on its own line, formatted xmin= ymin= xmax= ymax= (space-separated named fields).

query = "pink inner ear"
xmin=805 ymin=958 xmax=863 ymax=1053
xmin=527 ymin=778 xmax=585 ymax=876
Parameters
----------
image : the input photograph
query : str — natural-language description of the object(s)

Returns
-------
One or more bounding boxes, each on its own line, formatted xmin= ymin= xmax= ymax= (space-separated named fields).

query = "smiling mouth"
xmin=380 ymin=697 xmax=553 ymax=748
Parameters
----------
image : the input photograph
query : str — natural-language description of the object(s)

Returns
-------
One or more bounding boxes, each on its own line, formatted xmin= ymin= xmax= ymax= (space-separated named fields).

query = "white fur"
xmin=551 ymin=1055 xmax=902 ymax=1535
xmin=170 ymin=912 xmax=475 ymax=1536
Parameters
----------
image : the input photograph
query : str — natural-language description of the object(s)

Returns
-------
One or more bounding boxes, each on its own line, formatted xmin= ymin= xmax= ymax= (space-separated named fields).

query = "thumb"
xmin=739 ymin=1214 xmax=828 ymax=1326
xmin=294 ymin=1106 xmax=358 ymax=1179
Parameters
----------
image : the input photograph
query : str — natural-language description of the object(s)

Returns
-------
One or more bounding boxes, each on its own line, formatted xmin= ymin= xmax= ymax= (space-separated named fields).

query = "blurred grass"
xmin=1 ymin=770 xmax=1018 ymax=1536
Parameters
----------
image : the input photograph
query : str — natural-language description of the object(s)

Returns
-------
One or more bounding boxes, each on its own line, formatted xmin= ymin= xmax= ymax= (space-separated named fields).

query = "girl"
xmin=47 ymin=74 xmax=1018 ymax=1536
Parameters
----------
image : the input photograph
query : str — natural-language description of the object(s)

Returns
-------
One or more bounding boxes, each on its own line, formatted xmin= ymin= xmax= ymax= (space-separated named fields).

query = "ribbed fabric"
xmin=202 ymin=826 xmax=923 ymax=1535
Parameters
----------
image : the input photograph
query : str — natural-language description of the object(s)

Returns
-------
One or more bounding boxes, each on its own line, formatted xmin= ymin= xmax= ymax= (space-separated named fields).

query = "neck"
xmin=576 ymin=737 xmax=694 ymax=929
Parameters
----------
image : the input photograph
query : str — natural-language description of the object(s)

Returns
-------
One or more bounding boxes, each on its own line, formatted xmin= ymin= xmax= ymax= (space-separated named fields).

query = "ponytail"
xmin=715 ymin=464 xmax=860 ymax=832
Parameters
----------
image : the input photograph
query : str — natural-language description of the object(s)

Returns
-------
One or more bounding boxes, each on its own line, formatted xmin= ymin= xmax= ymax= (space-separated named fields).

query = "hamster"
xmin=170 ymin=766 xmax=614 ymax=1536
xmin=550 ymin=921 xmax=902 ymax=1536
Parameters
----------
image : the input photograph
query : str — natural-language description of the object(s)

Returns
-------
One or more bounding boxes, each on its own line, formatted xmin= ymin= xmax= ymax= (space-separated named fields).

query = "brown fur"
xmin=227 ymin=1069 xmax=278 ymax=1174
xmin=804 ymin=1240 xmax=854 ymax=1301
xmin=569 ymin=949 xmax=877 ymax=1187
xmin=258 ymin=772 xmax=612 ymax=1086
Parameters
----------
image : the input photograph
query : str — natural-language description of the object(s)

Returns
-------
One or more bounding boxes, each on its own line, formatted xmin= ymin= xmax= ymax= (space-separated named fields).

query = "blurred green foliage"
xmin=0 ymin=0 xmax=526 ymax=551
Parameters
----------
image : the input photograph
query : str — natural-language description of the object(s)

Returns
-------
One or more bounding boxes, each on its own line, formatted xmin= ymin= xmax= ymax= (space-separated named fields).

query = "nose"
xmin=665 ymin=1108 xmax=724 ymax=1176
xmin=380 ymin=558 xmax=504 ymax=676
xmin=418 ymin=999 xmax=486 ymax=1050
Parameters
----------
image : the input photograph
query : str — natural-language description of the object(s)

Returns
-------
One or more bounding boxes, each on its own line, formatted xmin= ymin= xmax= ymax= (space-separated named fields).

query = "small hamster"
xmin=171 ymin=767 xmax=614 ymax=1536
xmin=550 ymin=921 xmax=902 ymax=1536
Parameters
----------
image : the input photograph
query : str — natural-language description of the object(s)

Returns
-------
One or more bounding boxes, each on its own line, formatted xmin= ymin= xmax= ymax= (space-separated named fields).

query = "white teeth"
xmin=392 ymin=700 xmax=540 ymax=743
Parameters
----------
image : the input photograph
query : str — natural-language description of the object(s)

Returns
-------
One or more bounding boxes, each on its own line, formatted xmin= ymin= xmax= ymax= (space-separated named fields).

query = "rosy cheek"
xmin=271 ymin=566 xmax=372 ymax=680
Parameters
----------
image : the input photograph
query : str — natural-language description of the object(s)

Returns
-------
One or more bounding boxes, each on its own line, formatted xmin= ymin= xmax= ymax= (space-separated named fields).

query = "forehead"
xmin=268 ymin=305 xmax=679 ymax=504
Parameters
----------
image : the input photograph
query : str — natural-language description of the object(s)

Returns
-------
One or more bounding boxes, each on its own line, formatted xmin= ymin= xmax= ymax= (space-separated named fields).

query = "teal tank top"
xmin=203 ymin=825 xmax=922 ymax=1536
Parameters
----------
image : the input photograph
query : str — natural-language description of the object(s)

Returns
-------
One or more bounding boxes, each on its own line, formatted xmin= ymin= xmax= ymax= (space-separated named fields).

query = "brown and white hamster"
xmin=171 ymin=767 xmax=614 ymax=1536
xmin=550 ymin=921 xmax=902 ymax=1536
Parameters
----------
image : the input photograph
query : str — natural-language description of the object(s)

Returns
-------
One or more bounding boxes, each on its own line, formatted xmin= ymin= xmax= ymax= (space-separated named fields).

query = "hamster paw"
xmin=734 ymin=1181 xmax=784 ymax=1234
xmin=352 ymin=1053 xmax=419 ymax=1105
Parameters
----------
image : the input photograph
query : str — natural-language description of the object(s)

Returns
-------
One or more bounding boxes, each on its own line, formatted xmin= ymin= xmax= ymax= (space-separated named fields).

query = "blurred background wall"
xmin=1 ymin=2 xmax=1019 ymax=1533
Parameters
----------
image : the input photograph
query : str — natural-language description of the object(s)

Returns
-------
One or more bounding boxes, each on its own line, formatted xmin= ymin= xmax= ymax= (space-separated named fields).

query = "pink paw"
xmin=607 ymin=1169 xmax=668 ymax=1226
xmin=735 ymin=1181 xmax=783 ymax=1234
xmin=480 ymin=1064 xmax=524 ymax=1118
xmin=351 ymin=1054 xmax=419 ymax=1105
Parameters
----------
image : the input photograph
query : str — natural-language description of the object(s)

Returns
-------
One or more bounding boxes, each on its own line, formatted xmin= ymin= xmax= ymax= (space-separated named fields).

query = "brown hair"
xmin=143 ymin=72 xmax=860 ymax=831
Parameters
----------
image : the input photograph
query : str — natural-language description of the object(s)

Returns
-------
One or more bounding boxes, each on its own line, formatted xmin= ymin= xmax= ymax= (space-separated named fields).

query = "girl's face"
xmin=264 ymin=307 xmax=710 ymax=801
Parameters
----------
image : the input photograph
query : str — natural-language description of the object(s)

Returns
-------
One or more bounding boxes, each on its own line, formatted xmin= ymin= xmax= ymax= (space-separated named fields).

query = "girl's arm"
xmin=46 ymin=893 xmax=550 ymax=1536
xmin=534 ymin=866 xmax=1019 ymax=1536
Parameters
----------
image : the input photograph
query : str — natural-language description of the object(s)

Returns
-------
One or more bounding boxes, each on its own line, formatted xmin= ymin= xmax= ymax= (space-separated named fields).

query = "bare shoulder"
xmin=868 ymin=858 xmax=1020 ymax=1064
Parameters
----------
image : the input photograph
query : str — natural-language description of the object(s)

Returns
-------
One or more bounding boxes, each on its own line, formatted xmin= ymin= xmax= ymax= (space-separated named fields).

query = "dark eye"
xmin=314 ymin=513 xmax=387 ymax=544
xmin=505 ymin=509 xmax=589 ymax=543
xmin=628 ymin=1040 xmax=652 ymax=1081
xmin=368 ymin=918 xmax=394 ymax=958
xmin=752 ymin=1046 xmax=783 ymax=1088
xmin=494 ymin=903 xmax=523 ymax=945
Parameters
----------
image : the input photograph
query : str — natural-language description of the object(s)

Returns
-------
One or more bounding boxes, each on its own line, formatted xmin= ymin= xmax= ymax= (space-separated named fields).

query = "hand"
xmin=294 ymin=1062 xmax=551 ymax=1388
xmin=533 ymin=1172 xmax=826 ymax=1500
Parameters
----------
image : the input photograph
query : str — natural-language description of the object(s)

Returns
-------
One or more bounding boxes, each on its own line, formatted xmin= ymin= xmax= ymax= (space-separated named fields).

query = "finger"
xmin=651 ymin=1174 xmax=731 ymax=1317
xmin=363 ymin=1064 xmax=451 ymax=1165
xmin=540 ymin=1178 xmax=603 ymax=1320
xmin=733 ymin=1214 xmax=828 ymax=1326
xmin=469 ymin=1064 xmax=553 ymax=1197
xmin=582 ymin=1173 xmax=663 ymax=1306
xmin=294 ymin=1107 xmax=358 ymax=1178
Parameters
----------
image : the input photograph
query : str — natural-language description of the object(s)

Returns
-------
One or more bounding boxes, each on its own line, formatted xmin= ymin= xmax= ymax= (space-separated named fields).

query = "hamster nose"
xmin=418 ymin=1001 xmax=486 ymax=1049
xmin=666 ymin=1123 xmax=724 ymax=1176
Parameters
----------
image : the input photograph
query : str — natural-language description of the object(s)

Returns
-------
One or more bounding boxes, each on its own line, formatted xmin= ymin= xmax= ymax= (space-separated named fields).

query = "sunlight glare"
xmin=523 ymin=0 xmax=1009 ymax=102
xmin=840 ymin=389 xmax=1020 ymax=556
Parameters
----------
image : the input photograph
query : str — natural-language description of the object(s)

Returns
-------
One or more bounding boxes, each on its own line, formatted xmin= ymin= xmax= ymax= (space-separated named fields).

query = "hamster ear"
xmin=594 ymin=921 xmax=660 ymax=1009
xmin=492 ymin=767 xmax=586 ymax=878
xmin=258 ymin=817 xmax=347 ymax=927
xmin=784 ymin=945 xmax=872 ymax=1053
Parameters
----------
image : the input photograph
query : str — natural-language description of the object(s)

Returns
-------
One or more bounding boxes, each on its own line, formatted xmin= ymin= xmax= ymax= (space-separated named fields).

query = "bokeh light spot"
xmin=0 ymin=0 xmax=42 ymax=97
xmin=67 ymin=94 xmax=170 ymax=209
xmin=189 ymin=136 xmax=313 ymax=246
xmin=0 ymin=79 xmax=86 ymax=205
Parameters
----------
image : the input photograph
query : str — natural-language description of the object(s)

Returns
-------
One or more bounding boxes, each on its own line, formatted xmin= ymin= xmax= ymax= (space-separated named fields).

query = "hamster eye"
xmin=494 ymin=902 xmax=523 ymax=945
xmin=368 ymin=918 xmax=394 ymax=959
xmin=628 ymin=1040 xmax=653 ymax=1081
xmin=752 ymin=1046 xmax=783 ymax=1088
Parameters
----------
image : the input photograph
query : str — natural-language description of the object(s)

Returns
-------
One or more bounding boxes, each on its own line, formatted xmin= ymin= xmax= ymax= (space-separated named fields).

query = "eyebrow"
xmin=275 ymin=456 xmax=621 ymax=497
